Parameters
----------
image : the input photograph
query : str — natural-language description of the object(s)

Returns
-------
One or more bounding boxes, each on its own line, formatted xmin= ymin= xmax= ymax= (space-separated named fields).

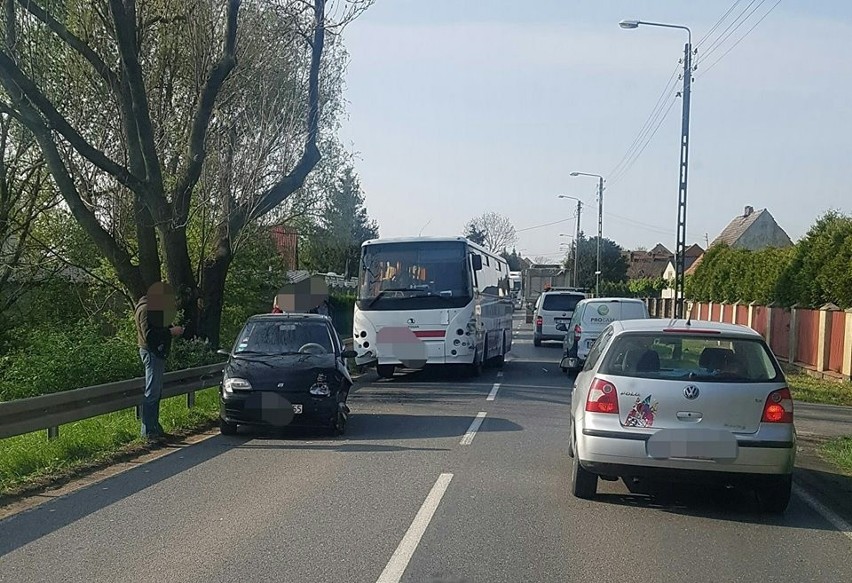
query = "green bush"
xmin=775 ymin=211 xmax=852 ymax=309
xmin=0 ymin=316 xmax=222 ymax=402
xmin=329 ymin=290 xmax=355 ymax=338
xmin=688 ymin=244 xmax=794 ymax=305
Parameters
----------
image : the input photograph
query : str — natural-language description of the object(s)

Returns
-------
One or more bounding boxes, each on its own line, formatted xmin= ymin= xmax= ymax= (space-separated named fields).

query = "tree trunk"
xmin=199 ymin=238 xmax=233 ymax=348
xmin=134 ymin=194 xmax=161 ymax=286
xmin=161 ymin=225 xmax=200 ymax=335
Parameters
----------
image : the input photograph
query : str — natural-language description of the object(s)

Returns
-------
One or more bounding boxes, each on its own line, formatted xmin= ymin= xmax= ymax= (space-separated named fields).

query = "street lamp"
xmin=569 ymin=172 xmax=604 ymax=297
xmin=557 ymin=195 xmax=583 ymax=288
xmin=620 ymin=18 xmax=693 ymax=319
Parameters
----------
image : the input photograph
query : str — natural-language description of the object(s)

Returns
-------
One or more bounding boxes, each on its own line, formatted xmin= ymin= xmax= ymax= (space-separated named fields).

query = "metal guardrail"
xmin=0 ymin=338 xmax=354 ymax=441
xmin=0 ymin=363 xmax=226 ymax=441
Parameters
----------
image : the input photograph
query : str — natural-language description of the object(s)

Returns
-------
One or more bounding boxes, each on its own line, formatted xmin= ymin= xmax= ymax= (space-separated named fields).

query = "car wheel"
xmin=376 ymin=364 xmax=395 ymax=379
xmin=756 ymin=475 xmax=792 ymax=514
xmin=219 ymin=418 xmax=238 ymax=436
xmin=571 ymin=433 xmax=597 ymax=499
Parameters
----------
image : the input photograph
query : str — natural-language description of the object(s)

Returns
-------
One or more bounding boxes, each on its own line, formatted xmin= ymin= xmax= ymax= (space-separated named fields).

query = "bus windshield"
xmin=357 ymin=241 xmax=472 ymax=310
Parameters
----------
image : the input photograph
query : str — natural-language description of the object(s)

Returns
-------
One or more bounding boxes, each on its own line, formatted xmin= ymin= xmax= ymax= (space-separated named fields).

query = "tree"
xmin=300 ymin=165 xmax=378 ymax=277
xmin=500 ymin=248 xmax=523 ymax=271
xmin=775 ymin=211 xmax=852 ymax=308
xmin=463 ymin=212 xmax=517 ymax=252
xmin=463 ymin=222 xmax=486 ymax=246
xmin=0 ymin=0 xmax=373 ymax=346
xmin=562 ymin=233 xmax=628 ymax=290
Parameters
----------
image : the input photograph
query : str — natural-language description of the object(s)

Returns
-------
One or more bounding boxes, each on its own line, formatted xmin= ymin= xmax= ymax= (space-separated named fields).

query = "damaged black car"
xmin=218 ymin=313 xmax=357 ymax=436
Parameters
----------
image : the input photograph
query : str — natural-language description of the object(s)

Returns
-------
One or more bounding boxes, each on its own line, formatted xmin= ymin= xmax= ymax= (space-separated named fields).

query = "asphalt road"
xmin=1 ymin=314 xmax=851 ymax=583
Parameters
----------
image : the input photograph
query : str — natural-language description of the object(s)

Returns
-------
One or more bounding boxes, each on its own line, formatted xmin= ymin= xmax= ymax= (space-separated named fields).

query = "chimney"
xmin=744 ymin=205 xmax=754 ymax=217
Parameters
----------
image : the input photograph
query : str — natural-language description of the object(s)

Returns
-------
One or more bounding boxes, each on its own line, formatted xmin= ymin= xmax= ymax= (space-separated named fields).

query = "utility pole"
xmin=618 ymin=18 xmax=693 ymax=318
xmin=574 ymin=200 xmax=582 ymax=288
xmin=673 ymin=39 xmax=692 ymax=319
xmin=596 ymin=176 xmax=603 ymax=298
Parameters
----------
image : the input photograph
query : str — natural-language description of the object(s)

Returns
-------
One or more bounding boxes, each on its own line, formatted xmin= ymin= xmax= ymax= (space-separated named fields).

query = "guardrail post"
xmin=136 ymin=404 xmax=141 ymax=420
xmin=187 ymin=390 xmax=196 ymax=409
xmin=48 ymin=426 xmax=59 ymax=440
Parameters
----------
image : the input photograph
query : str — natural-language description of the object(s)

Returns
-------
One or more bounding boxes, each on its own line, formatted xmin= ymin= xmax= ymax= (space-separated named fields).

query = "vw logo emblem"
xmin=277 ymin=382 xmax=285 ymax=388
xmin=407 ymin=318 xmax=415 ymax=324
xmin=683 ymin=385 xmax=700 ymax=400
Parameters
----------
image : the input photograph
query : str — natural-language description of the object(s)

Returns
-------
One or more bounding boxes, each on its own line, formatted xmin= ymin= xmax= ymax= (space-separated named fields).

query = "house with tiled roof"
xmin=710 ymin=206 xmax=793 ymax=250
xmin=626 ymin=243 xmax=674 ymax=280
xmin=661 ymin=244 xmax=705 ymax=299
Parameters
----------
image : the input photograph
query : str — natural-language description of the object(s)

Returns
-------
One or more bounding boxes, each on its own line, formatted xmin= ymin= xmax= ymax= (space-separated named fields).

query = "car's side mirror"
xmin=341 ymin=349 xmax=358 ymax=359
xmin=555 ymin=323 xmax=568 ymax=332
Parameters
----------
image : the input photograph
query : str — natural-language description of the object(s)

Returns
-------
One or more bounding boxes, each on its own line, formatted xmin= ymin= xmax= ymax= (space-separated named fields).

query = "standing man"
xmin=134 ymin=282 xmax=186 ymax=443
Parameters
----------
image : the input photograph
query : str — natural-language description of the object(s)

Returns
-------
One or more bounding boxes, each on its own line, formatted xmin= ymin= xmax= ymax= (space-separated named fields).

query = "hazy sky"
xmin=338 ymin=1 xmax=851 ymax=261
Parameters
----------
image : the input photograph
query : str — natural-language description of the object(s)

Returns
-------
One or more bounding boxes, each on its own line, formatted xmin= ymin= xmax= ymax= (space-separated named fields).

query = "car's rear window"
xmin=598 ymin=333 xmax=782 ymax=382
xmin=542 ymin=294 xmax=583 ymax=311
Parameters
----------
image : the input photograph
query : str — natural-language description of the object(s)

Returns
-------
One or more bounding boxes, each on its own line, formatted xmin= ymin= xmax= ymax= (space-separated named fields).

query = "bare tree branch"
xmin=172 ymin=0 xmax=239 ymax=221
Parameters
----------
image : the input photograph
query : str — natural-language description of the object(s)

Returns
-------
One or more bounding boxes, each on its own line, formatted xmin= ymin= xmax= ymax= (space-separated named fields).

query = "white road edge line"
xmin=375 ymin=473 xmax=454 ymax=583
xmin=792 ymin=484 xmax=852 ymax=542
xmin=487 ymin=383 xmax=501 ymax=401
xmin=460 ymin=412 xmax=487 ymax=445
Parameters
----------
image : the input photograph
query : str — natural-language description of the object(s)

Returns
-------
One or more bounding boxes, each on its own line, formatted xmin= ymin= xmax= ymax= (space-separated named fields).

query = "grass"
xmin=787 ymin=373 xmax=852 ymax=407
xmin=0 ymin=387 xmax=220 ymax=497
xmin=820 ymin=437 xmax=852 ymax=475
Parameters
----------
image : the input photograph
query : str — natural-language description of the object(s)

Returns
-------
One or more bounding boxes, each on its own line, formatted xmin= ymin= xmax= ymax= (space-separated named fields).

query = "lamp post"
xmin=569 ymin=172 xmax=604 ymax=296
xmin=619 ymin=18 xmax=693 ymax=318
xmin=557 ymin=195 xmax=583 ymax=288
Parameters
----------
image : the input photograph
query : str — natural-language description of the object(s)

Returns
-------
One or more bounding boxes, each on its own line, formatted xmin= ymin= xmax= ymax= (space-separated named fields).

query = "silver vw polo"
xmin=568 ymin=319 xmax=796 ymax=513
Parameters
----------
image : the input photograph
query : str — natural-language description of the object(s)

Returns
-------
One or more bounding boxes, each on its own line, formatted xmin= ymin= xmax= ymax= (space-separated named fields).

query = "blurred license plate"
xmin=292 ymin=404 xmax=303 ymax=414
xmin=646 ymin=429 xmax=737 ymax=460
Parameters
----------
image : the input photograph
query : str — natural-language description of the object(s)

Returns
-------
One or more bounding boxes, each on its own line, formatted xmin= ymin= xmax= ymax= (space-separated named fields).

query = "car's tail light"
xmin=574 ymin=324 xmax=582 ymax=343
xmin=761 ymin=388 xmax=793 ymax=423
xmin=586 ymin=378 xmax=619 ymax=414
xmin=535 ymin=316 xmax=543 ymax=328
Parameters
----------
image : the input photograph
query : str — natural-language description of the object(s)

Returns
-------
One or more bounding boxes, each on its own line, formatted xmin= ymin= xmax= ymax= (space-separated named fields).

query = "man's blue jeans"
xmin=139 ymin=347 xmax=166 ymax=437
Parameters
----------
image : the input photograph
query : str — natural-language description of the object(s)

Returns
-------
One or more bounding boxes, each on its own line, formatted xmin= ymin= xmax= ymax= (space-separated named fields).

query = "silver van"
xmin=533 ymin=290 xmax=587 ymax=347
xmin=559 ymin=297 xmax=649 ymax=373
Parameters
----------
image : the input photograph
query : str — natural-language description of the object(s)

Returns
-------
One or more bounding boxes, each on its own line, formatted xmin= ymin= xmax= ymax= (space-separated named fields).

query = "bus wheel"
xmin=377 ymin=364 xmax=395 ymax=379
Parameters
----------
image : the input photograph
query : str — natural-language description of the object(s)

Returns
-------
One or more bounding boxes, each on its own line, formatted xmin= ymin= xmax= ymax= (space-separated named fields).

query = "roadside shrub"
xmin=329 ymin=290 xmax=355 ymax=338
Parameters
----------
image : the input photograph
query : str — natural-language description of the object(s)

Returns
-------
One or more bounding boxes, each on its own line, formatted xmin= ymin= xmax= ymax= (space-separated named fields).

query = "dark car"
xmin=218 ymin=313 xmax=357 ymax=436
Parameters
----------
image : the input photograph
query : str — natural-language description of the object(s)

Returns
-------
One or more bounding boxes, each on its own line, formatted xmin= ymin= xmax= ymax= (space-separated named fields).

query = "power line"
xmin=516 ymin=214 xmax=579 ymax=233
xmin=697 ymin=0 xmax=782 ymax=78
xmin=696 ymin=0 xmax=744 ymax=49
xmin=608 ymin=97 xmax=679 ymax=187
xmin=699 ymin=0 xmax=766 ymax=63
xmin=606 ymin=212 xmax=674 ymax=236
xmin=607 ymin=63 xmax=681 ymax=180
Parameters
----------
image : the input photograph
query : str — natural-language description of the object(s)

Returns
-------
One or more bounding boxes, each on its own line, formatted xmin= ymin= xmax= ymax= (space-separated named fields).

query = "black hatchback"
xmin=218 ymin=313 xmax=357 ymax=436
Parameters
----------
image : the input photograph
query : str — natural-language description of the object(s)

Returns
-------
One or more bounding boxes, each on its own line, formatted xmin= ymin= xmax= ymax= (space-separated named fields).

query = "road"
xmin=1 ymin=314 xmax=851 ymax=583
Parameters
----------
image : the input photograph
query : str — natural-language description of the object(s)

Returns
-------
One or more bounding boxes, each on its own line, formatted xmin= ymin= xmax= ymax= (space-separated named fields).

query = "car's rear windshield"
xmin=598 ymin=333 xmax=783 ymax=382
xmin=542 ymin=294 xmax=583 ymax=311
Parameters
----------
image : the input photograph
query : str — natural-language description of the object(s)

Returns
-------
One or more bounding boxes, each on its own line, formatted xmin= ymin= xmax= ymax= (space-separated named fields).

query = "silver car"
xmin=569 ymin=319 xmax=795 ymax=513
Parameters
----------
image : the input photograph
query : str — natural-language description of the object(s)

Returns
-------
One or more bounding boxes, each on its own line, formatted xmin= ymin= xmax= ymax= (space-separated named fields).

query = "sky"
xmin=337 ymin=0 xmax=852 ymax=262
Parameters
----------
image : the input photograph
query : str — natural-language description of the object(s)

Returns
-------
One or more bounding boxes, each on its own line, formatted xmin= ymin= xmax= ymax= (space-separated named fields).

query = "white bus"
xmin=352 ymin=236 xmax=514 ymax=378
